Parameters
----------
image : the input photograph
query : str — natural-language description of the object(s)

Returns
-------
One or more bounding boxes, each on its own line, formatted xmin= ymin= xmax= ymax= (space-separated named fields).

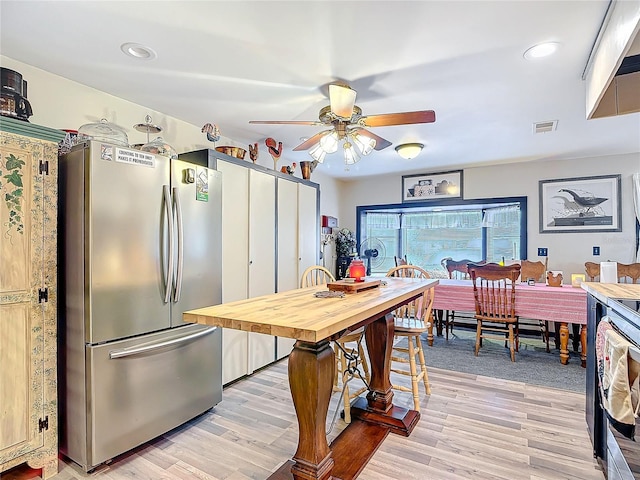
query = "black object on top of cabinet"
xmin=0 ymin=68 xmax=33 ymax=121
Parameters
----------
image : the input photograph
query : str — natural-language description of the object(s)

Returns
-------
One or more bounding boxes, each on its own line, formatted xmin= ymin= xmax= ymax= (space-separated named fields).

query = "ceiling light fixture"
xmin=523 ymin=42 xmax=559 ymax=60
xmin=309 ymin=142 xmax=327 ymax=163
xmin=120 ymin=42 xmax=157 ymax=60
xmin=309 ymin=129 xmax=377 ymax=166
xmin=395 ymin=143 xmax=424 ymax=160
xmin=343 ymin=141 xmax=360 ymax=165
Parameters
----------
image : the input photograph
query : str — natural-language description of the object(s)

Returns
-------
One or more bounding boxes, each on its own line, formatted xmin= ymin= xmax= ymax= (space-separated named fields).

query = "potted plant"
xmin=335 ymin=228 xmax=357 ymax=279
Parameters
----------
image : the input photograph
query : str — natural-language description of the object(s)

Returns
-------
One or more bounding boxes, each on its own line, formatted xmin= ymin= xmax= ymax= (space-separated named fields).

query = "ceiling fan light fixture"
xmin=309 ymin=143 xmax=327 ymax=163
xmin=329 ymin=84 xmax=357 ymax=119
xmin=319 ymin=130 xmax=339 ymax=153
xmin=343 ymin=141 xmax=360 ymax=165
xmin=352 ymin=132 xmax=376 ymax=156
xmin=395 ymin=143 xmax=424 ymax=160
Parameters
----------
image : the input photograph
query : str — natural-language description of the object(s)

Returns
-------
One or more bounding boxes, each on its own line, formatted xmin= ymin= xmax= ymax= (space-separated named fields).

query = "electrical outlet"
xmin=593 ymin=246 xmax=600 ymax=256
xmin=537 ymin=247 xmax=548 ymax=257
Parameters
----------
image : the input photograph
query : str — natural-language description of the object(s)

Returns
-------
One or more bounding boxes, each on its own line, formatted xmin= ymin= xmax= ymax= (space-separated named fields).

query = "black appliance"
xmin=587 ymin=295 xmax=640 ymax=479
xmin=0 ymin=68 xmax=33 ymax=121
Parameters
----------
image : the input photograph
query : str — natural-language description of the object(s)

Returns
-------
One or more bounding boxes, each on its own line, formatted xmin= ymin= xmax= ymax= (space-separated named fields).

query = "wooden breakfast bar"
xmin=184 ymin=276 xmax=438 ymax=480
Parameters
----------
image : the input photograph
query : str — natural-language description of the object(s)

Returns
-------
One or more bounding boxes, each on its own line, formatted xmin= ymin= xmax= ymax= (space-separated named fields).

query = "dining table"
xmin=431 ymin=279 xmax=588 ymax=366
xmin=184 ymin=276 xmax=438 ymax=480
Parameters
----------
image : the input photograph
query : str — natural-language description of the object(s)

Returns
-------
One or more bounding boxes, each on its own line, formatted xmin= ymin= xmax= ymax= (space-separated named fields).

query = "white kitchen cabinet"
xmin=276 ymin=179 xmax=319 ymax=360
xmin=216 ymin=160 xmax=250 ymax=384
xmin=214 ymin=160 xmax=276 ymax=383
xmin=298 ymin=182 xmax=319 ymax=279
xmin=247 ymin=169 xmax=276 ymax=372
xmin=179 ymin=150 xmax=319 ymax=383
xmin=0 ymin=118 xmax=63 ymax=479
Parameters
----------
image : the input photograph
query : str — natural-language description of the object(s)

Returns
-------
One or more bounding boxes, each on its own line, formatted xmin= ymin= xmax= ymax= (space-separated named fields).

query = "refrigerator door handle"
xmin=108 ymin=326 xmax=218 ymax=359
xmin=173 ymin=186 xmax=184 ymax=303
xmin=163 ymin=185 xmax=174 ymax=304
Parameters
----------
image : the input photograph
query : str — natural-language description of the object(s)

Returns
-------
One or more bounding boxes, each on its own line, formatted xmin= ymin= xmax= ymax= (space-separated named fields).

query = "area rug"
xmin=413 ymin=327 xmax=586 ymax=393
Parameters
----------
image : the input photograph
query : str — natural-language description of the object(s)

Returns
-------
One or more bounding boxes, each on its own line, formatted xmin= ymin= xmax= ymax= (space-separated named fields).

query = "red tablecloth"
xmin=433 ymin=279 xmax=587 ymax=325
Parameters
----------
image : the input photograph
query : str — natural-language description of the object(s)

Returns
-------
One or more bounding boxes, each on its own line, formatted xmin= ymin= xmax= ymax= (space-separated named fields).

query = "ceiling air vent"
xmin=533 ymin=120 xmax=558 ymax=134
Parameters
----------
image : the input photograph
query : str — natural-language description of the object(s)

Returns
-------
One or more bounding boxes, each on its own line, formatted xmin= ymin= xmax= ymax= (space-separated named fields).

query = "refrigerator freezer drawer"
xmin=73 ymin=324 xmax=221 ymax=471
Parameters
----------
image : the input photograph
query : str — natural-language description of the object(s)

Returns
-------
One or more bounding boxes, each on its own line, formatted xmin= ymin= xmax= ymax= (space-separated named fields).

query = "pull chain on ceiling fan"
xmin=249 ymin=84 xmax=435 ymax=167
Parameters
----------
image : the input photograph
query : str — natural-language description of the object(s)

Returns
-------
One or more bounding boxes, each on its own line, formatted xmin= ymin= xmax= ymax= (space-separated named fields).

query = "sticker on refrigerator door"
xmin=115 ymin=148 xmax=155 ymax=168
xmin=100 ymin=144 xmax=113 ymax=161
xmin=196 ymin=166 xmax=209 ymax=202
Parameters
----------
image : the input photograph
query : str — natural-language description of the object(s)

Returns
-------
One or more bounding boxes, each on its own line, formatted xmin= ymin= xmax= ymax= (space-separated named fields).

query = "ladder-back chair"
xmin=469 ymin=262 xmax=521 ymax=362
xmin=519 ymin=259 xmax=550 ymax=352
xmin=439 ymin=257 xmax=485 ymax=340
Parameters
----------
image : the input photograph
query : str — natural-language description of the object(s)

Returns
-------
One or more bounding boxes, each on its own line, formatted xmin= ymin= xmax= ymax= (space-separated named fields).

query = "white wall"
xmin=340 ymin=153 xmax=640 ymax=279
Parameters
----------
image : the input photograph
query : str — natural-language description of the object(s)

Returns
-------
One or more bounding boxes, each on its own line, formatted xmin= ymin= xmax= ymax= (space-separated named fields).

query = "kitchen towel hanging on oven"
xmin=597 ymin=317 xmax=640 ymax=439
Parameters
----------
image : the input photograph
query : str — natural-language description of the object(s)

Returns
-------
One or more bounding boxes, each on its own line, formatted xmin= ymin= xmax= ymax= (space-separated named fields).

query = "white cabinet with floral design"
xmin=0 ymin=117 xmax=63 ymax=479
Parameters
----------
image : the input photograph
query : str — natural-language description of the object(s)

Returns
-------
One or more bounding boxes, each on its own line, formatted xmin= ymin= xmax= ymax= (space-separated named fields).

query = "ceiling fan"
xmin=249 ymin=84 xmax=436 ymax=164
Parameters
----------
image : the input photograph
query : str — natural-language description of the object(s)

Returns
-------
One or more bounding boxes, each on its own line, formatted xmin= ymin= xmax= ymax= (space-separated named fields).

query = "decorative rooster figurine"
xmin=265 ymin=137 xmax=282 ymax=171
xmin=280 ymin=162 xmax=297 ymax=175
xmin=201 ymin=123 xmax=221 ymax=143
xmin=248 ymin=143 xmax=258 ymax=163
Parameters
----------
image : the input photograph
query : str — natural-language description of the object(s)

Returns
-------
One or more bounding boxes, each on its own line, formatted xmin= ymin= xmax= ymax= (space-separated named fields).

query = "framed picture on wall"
xmin=402 ymin=170 xmax=463 ymax=202
xmin=539 ymin=174 xmax=622 ymax=233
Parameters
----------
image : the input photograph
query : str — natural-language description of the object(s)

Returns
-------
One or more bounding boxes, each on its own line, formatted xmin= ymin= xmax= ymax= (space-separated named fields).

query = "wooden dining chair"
xmin=439 ymin=257 xmax=485 ymax=340
xmin=468 ymin=262 xmax=521 ymax=362
xmin=394 ymin=255 xmax=408 ymax=267
xmin=585 ymin=261 xmax=600 ymax=281
xmin=385 ymin=265 xmax=435 ymax=411
xmin=617 ymin=262 xmax=640 ymax=283
xmin=300 ymin=265 xmax=370 ymax=424
xmin=520 ymin=258 xmax=547 ymax=283
xmin=520 ymin=259 xmax=551 ymax=352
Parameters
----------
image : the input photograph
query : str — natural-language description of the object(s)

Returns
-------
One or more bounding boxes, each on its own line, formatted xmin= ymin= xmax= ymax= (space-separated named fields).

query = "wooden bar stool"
xmin=385 ymin=265 xmax=435 ymax=411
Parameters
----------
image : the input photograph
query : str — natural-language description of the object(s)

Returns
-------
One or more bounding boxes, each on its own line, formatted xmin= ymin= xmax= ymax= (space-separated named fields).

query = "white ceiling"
xmin=1 ymin=1 xmax=639 ymax=179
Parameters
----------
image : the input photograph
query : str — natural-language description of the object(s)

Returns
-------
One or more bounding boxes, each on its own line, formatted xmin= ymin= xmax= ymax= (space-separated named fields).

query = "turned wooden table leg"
xmin=287 ymin=339 xmax=335 ymax=480
xmin=364 ymin=313 xmax=394 ymax=413
xmin=580 ymin=324 xmax=587 ymax=368
xmin=351 ymin=313 xmax=420 ymax=436
xmin=559 ymin=322 xmax=570 ymax=365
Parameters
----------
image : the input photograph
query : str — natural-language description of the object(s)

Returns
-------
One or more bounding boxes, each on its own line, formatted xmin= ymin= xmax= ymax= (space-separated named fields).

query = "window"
xmin=357 ymin=197 xmax=527 ymax=275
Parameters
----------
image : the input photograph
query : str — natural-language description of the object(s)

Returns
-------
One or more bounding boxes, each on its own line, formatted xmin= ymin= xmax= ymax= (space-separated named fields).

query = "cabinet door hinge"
xmin=38 ymin=287 xmax=49 ymax=303
xmin=39 ymin=416 xmax=49 ymax=432
xmin=39 ymin=159 xmax=49 ymax=175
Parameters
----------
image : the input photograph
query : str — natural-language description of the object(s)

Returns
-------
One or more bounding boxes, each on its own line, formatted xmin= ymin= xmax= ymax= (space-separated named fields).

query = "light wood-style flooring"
xmin=3 ymin=359 xmax=603 ymax=480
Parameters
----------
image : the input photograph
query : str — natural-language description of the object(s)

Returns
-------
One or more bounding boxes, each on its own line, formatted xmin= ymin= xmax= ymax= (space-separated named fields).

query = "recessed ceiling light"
xmin=120 ymin=42 xmax=157 ymax=60
xmin=523 ymin=42 xmax=560 ymax=60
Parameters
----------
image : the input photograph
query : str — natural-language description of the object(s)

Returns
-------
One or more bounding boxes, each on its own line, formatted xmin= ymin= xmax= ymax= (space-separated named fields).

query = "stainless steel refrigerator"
xmin=58 ymin=140 xmax=222 ymax=472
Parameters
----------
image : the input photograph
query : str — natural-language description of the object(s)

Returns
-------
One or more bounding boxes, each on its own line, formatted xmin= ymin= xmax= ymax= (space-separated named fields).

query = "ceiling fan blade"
xmin=350 ymin=127 xmax=392 ymax=151
xmin=292 ymin=130 xmax=332 ymax=151
xmin=329 ymin=84 xmax=357 ymax=119
xmin=249 ymin=120 xmax=320 ymax=125
xmin=361 ymin=110 xmax=436 ymax=127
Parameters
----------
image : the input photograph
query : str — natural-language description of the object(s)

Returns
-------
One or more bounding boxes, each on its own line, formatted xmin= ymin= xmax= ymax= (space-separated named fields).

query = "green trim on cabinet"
xmin=0 ymin=116 xmax=66 ymax=143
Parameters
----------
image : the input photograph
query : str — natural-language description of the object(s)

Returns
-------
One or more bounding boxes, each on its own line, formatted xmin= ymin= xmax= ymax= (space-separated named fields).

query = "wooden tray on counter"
xmin=327 ymin=279 xmax=382 ymax=294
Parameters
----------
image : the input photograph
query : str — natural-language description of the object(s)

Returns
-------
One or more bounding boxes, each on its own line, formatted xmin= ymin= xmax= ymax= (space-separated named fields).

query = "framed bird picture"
xmin=539 ymin=174 xmax=622 ymax=233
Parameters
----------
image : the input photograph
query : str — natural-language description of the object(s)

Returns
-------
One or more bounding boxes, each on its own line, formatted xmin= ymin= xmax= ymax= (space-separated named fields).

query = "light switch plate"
xmin=593 ymin=246 xmax=600 ymax=256
xmin=537 ymin=247 xmax=548 ymax=256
